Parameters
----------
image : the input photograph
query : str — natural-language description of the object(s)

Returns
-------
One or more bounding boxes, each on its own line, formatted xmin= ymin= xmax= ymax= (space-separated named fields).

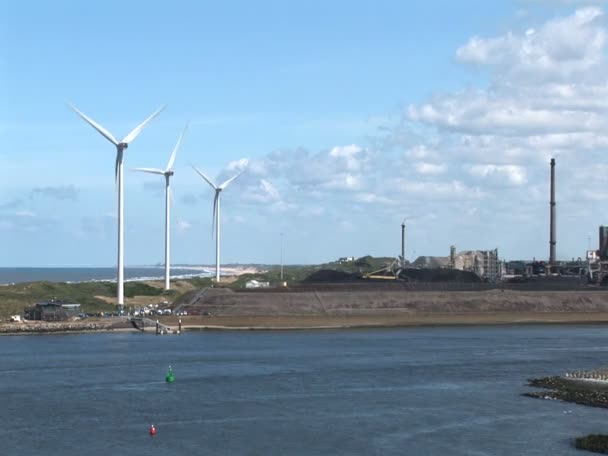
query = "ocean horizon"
xmin=0 ymin=266 xmax=215 ymax=285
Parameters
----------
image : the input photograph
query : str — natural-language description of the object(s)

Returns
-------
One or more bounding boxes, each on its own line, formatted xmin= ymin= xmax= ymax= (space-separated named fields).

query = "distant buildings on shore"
xmin=24 ymin=300 xmax=81 ymax=321
xmin=411 ymin=249 xmax=502 ymax=282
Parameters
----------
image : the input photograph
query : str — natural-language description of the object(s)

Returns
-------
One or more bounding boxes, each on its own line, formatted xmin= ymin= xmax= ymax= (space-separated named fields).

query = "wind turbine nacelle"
xmin=166 ymin=170 xmax=174 ymax=177
xmin=118 ymin=142 xmax=129 ymax=149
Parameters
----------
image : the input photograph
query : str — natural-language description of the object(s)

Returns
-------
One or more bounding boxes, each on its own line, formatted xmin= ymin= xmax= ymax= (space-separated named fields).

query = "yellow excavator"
xmin=363 ymin=257 xmax=404 ymax=280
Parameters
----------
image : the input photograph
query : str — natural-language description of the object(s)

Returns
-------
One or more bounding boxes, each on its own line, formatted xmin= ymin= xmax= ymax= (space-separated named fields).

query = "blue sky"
xmin=1 ymin=0 xmax=607 ymax=266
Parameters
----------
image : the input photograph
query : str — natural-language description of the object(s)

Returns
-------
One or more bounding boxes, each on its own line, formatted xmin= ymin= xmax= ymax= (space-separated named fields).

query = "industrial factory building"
xmin=24 ymin=300 xmax=81 ymax=321
xmin=451 ymin=249 xmax=501 ymax=282
xmin=412 ymin=248 xmax=502 ymax=282
xmin=588 ymin=226 xmax=608 ymax=285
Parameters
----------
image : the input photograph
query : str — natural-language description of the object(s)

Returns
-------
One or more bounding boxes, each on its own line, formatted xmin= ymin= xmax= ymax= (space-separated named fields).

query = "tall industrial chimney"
xmin=549 ymin=158 xmax=556 ymax=266
xmin=600 ymin=226 xmax=608 ymax=260
xmin=401 ymin=222 xmax=406 ymax=261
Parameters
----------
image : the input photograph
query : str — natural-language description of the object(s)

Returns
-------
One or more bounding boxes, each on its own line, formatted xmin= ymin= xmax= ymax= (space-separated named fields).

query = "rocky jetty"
xmin=524 ymin=376 xmax=608 ymax=409
xmin=575 ymin=435 xmax=608 ymax=454
xmin=0 ymin=319 xmax=133 ymax=335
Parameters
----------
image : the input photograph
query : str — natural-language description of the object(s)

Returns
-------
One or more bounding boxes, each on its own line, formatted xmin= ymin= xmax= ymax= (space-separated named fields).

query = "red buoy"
xmin=149 ymin=424 xmax=156 ymax=436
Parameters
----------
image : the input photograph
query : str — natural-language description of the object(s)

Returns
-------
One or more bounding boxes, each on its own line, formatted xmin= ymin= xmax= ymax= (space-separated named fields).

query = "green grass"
xmin=171 ymin=277 xmax=214 ymax=307
xmin=0 ymin=280 xmax=168 ymax=318
xmin=0 ymin=281 xmax=111 ymax=317
xmin=185 ymin=277 xmax=214 ymax=289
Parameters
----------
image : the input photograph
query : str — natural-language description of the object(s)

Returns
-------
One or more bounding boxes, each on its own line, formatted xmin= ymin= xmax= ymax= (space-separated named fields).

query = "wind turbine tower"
xmin=192 ymin=165 xmax=246 ymax=282
xmin=133 ymin=126 xmax=187 ymax=290
xmin=69 ymin=103 xmax=165 ymax=306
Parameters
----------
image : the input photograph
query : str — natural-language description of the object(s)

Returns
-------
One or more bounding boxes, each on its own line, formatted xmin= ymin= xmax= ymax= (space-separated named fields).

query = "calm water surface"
xmin=1 ymin=325 xmax=608 ymax=455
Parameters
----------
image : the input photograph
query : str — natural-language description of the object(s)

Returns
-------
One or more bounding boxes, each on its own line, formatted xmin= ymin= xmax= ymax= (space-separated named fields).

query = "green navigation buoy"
xmin=166 ymin=365 xmax=175 ymax=383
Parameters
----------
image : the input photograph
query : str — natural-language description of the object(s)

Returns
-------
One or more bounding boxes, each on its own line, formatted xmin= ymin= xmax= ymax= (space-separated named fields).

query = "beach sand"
xmin=159 ymin=311 xmax=608 ymax=330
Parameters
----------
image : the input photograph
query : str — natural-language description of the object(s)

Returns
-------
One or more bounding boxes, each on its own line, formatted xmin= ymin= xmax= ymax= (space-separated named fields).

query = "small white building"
xmin=337 ymin=257 xmax=355 ymax=264
xmin=245 ymin=279 xmax=270 ymax=289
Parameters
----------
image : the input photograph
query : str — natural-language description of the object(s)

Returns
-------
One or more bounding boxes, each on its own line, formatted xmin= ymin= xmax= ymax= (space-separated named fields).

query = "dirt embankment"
xmin=157 ymin=288 xmax=608 ymax=329
xmin=182 ymin=288 xmax=608 ymax=317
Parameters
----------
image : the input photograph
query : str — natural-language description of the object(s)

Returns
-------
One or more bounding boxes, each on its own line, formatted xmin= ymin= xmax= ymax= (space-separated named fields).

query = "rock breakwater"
xmin=0 ymin=319 xmax=133 ymax=335
xmin=524 ymin=376 xmax=608 ymax=409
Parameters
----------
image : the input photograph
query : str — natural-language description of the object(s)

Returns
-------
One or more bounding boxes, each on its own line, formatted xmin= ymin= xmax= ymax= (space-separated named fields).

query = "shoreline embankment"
xmin=177 ymin=287 xmax=608 ymax=321
xmin=5 ymin=312 xmax=608 ymax=336
xmin=4 ymin=288 xmax=608 ymax=334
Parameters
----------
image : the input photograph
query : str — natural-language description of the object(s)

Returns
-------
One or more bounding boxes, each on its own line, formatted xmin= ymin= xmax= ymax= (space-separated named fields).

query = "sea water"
xmin=1 ymin=325 xmax=607 ymax=455
xmin=0 ymin=266 xmax=213 ymax=285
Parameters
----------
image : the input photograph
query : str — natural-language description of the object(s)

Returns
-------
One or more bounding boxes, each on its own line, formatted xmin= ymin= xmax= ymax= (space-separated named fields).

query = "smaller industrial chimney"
xmin=449 ymin=245 xmax=456 ymax=269
xmin=549 ymin=158 xmax=556 ymax=267
xmin=401 ymin=222 xmax=406 ymax=261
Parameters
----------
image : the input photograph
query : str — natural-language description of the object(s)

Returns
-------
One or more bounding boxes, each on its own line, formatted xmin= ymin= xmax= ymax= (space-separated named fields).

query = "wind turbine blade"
xmin=121 ymin=105 xmax=166 ymax=144
xmin=212 ymin=192 xmax=219 ymax=238
xmin=191 ymin=165 xmax=217 ymax=189
xmin=68 ymin=103 xmax=119 ymax=146
xmin=166 ymin=124 xmax=188 ymax=172
xmin=131 ymin=167 xmax=165 ymax=175
xmin=219 ymin=168 xmax=247 ymax=190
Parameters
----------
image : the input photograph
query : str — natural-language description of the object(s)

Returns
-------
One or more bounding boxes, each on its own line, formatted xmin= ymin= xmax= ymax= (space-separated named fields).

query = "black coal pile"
xmin=304 ymin=269 xmax=363 ymax=282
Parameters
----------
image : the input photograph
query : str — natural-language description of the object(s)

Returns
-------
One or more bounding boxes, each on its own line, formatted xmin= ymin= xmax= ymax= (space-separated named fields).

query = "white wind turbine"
xmin=192 ymin=165 xmax=246 ymax=282
xmin=69 ymin=103 xmax=165 ymax=307
xmin=132 ymin=126 xmax=188 ymax=291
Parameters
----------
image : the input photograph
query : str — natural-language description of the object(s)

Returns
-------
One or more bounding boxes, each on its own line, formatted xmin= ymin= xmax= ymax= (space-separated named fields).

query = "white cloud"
xmin=468 ymin=164 xmax=527 ymax=186
xmin=269 ymin=200 xmax=297 ymax=213
xmin=395 ymin=180 xmax=484 ymax=201
xmin=354 ymin=192 xmax=395 ymax=204
xmin=329 ymin=144 xmax=362 ymax=158
xmin=406 ymin=145 xmax=439 ymax=160
xmin=456 ymin=7 xmax=606 ymax=81
xmin=321 ymin=173 xmax=362 ymax=191
xmin=329 ymin=144 xmax=366 ymax=171
xmin=242 ymin=179 xmax=281 ymax=204
xmin=408 ymin=90 xmax=608 ymax=136
xmin=176 ymin=220 xmax=192 ymax=233
xmin=415 ymin=162 xmax=447 ymax=175
xmin=402 ymin=7 xmax=608 ymax=201
xmin=227 ymin=158 xmax=250 ymax=172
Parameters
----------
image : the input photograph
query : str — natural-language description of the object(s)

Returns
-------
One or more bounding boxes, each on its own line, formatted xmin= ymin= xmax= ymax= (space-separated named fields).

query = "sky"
xmin=1 ymin=0 xmax=608 ymax=267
